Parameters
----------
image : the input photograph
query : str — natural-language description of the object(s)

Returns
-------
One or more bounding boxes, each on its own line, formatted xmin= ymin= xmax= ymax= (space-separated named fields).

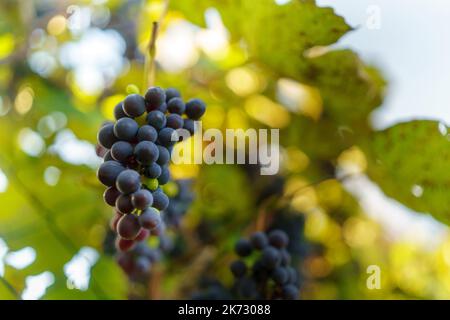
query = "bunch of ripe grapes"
xmin=230 ymin=230 xmax=300 ymax=300
xmin=96 ymin=87 xmax=206 ymax=252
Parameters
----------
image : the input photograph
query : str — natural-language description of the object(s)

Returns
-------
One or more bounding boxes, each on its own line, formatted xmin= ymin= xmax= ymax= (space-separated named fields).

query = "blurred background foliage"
xmin=0 ymin=0 xmax=449 ymax=300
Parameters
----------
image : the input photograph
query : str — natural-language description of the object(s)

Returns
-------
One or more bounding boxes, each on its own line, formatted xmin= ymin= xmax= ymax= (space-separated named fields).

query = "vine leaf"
xmin=362 ymin=120 xmax=450 ymax=224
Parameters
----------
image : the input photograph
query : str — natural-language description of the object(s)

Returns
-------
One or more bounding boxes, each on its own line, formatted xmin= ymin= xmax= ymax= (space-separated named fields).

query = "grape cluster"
xmin=97 ymin=87 xmax=206 ymax=251
xmin=230 ymin=230 xmax=300 ymax=300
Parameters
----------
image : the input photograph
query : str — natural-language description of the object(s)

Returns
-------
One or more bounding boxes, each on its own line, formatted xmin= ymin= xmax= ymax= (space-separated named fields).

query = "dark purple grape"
xmin=138 ymin=207 xmax=161 ymax=230
xmin=230 ymin=260 xmax=247 ymax=278
xmin=185 ymin=98 xmax=206 ymax=120
xmin=156 ymin=103 xmax=168 ymax=113
xmin=145 ymin=87 xmax=166 ymax=111
xmin=261 ymin=247 xmax=281 ymax=269
xmin=282 ymin=284 xmax=298 ymax=300
xmin=183 ymin=119 xmax=195 ymax=135
xmin=123 ymin=94 xmax=146 ymax=117
xmin=156 ymin=145 xmax=170 ymax=166
xmin=165 ymin=88 xmax=180 ymax=102
xmin=115 ymin=238 xmax=135 ymax=252
xmin=117 ymin=214 xmax=141 ymax=240
xmin=152 ymin=190 xmax=169 ymax=211
xmin=97 ymin=161 xmax=125 ymax=187
xmin=271 ymin=267 xmax=288 ymax=285
xmin=166 ymin=113 xmax=184 ymax=129
xmin=150 ymin=222 xmax=164 ymax=236
xmin=135 ymin=256 xmax=151 ymax=274
xmin=114 ymin=101 xmax=128 ymax=120
xmin=115 ymin=194 xmax=135 ymax=214
xmin=103 ymin=186 xmax=121 ymax=207
xmin=113 ymin=118 xmax=139 ymax=141
xmin=157 ymin=165 xmax=170 ymax=185
xmin=146 ymin=110 xmax=167 ymax=129
xmin=135 ymin=228 xmax=150 ymax=242
xmin=97 ymin=123 xmax=117 ymax=149
xmin=143 ymin=163 xmax=162 ymax=179
xmin=286 ymin=267 xmax=298 ymax=284
xmin=131 ymin=189 xmax=153 ymax=210
xmin=110 ymin=141 xmax=133 ymax=162
xmin=158 ymin=127 xmax=179 ymax=147
xmin=103 ymin=150 xmax=113 ymax=161
xmin=137 ymin=125 xmax=157 ymax=142
xmin=110 ymin=211 xmax=123 ymax=231
xmin=235 ymin=239 xmax=252 ymax=257
xmin=268 ymin=230 xmax=289 ymax=248
xmin=134 ymin=141 xmax=159 ymax=165
xmin=280 ymin=249 xmax=291 ymax=266
xmin=250 ymin=232 xmax=268 ymax=250
xmin=167 ymin=97 xmax=185 ymax=114
xmin=116 ymin=169 xmax=141 ymax=194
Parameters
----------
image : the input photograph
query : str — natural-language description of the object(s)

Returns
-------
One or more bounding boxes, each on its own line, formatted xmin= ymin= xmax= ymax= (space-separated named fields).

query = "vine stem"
xmin=142 ymin=0 xmax=170 ymax=91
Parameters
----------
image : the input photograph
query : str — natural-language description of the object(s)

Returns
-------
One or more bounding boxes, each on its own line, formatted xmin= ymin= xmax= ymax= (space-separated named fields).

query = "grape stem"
xmin=143 ymin=0 xmax=170 ymax=90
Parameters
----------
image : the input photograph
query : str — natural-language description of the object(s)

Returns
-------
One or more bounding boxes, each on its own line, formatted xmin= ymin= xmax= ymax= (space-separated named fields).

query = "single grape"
xmin=282 ymin=284 xmax=299 ymax=300
xmin=114 ymin=102 xmax=128 ymax=120
xmin=117 ymin=214 xmax=141 ymax=240
xmin=115 ymin=238 xmax=135 ymax=252
xmin=235 ymin=239 xmax=252 ymax=257
xmin=156 ymin=145 xmax=170 ymax=166
xmin=157 ymin=165 xmax=170 ymax=185
xmin=103 ymin=150 xmax=113 ymax=161
xmin=115 ymin=194 xmax=135 ymax=214
xmin=123 ymin=94 xmax=146 ymax=117
xmin=167 ymin=97 xmax=185 ymax=115
xmin=261 ymin=246 xmax=281 ymax=269
xmin=286 ymin=267 xmax=298 ymax=284
xmin=280 ymin=249 xmax=291 ymax=266
xmin=250 ymin=232 xmax=268 ymax=250
xmin=147 ymin=110 xmax=167 ymax=129
xmin=156 ymin=103 xmax=168 ymax=113
xmin=230 ymin=260 xmax=247 ymax=278
xmin=158 ymin=127 xmax=179 ymax=147
xmin=143 ymin=162 xmax=162 ymax=179
xmin=104 ymin=186 xmax=121 ymax=207
xmin=134 ymin=141 xmax=159 ymax=165
xmin=97 ymin=123 xmax=117 ymax=149
xmin=166 ymin=113 xmax=184 ymax=129
xmin=110 ymin=211 xmax=123 ymax=231
xmin=185 ymin=98 xmax=206 ymax=120
xmin=271 ymin=267 xmax=288 ymax=285
xmin=138 ymin=207 xmax=161 ymax=230
xmin=135 ymin=256 xmax=151 ymax=274
xmin=144 ymin=87 xmax=166 ymax=111
xmin=110 ymin=141 xmax=134 ymax=163
xmin=131 ymin=189 xmax=153 ymax=210
xmin=268 ymin=229 xmax=289 ymax=248
xmin=183 ymin=118 xmax=195 ymax=135
xmin=152 ymin=190 xmax=169 ymax=211
xmin=116 ymin=169 xmax=141 ymax=194
xmin=113 ymin=117 xmax=139 ymax=141
xmin=135 ymin=228 xmax=150 ymax=242
xmin=97 ymin=161 xmax=125 ymax=187
xmin=165 ymin=88 xmax=181 ymax=102
xmin=137 ymin=125 xmax=157 ymax=142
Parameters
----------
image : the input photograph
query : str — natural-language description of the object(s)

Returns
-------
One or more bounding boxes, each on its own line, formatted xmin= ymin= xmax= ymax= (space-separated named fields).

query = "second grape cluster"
xmin=97 ymin=87 xmax=206 ymax=252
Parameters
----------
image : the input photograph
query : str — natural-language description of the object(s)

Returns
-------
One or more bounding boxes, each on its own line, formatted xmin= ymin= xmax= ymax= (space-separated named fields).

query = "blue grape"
xmin=157 ymin=165 xmax=170 ymax=185
xmin=138 ymin=207 xmax=161 ymax=230
xmin=166 ymin=113 xmax=184 ymax=129
xmin=97 ymin=161 xmax=125 ymax=187
xmin=143 ymin=163 xmax=162 ymax=179
xmin=134 ymin=141 xmax=159 ymax=165
xmin=97 ymin=123 xmax=117 ymax=149
xmin=145 ymin=87 xmax=166 ymax=111
xmin=123 ymin=94 xmax=146 ymax=117
xmin=152 ymin=190 xmax=169 ymax=211
xmin=158 ymin=127 xmax=179 ymax=147
xmin=131 ymin=189 xmax=153 ymax=210
xmin=230 ymin=260 xmax=247 ymax=278
xmin=235 ymin=239 xmax=252 ymax=257
xmin=250 ymin=232 xmax=268 ymax=250
xmin=114 ymin=101 xmax=128 ymax=120
xmin=156 ymin=145 xmax=170 ymax=166
xmin=110 ymin=141 xmax=133 ymax=163
xmin=115 ymin=194 xmax=135 ymax=214
xmin=114 ymin=118 xmax=139 ymax=141
xmin=116 ymin=169 xmax=141 ymax=194
xmin=137 ymin=125 xmax=158 ymax=142
xmin=185 ymin=98 xmax=206 ymax=120
xmin=165 ymin=88 xmax=180 ymax=102
xmin=167 ymin=97 xmax=185 ymax=115
xmin=147 ymin=110 xmax=167 ymax=130
xmin=117 ymin=213 xmax=141 ymax=240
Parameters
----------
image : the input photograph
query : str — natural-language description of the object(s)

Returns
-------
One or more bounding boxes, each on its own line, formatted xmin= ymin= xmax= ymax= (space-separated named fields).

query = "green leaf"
xmin=362 ymin=120 xmax=450 ymax=224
